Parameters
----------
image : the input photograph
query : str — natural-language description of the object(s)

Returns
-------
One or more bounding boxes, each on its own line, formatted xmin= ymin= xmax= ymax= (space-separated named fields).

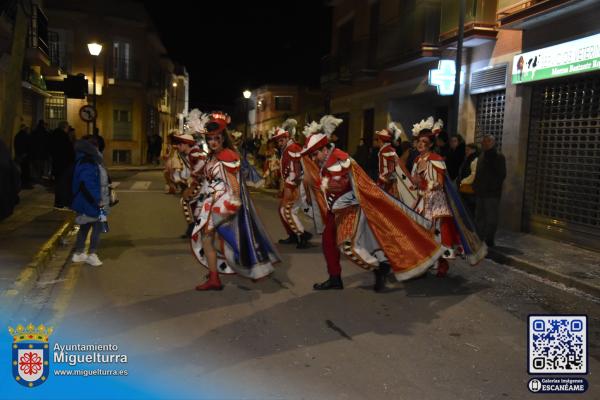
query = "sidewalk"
xmin=489 ymin=230 xmax=600 ymax=298
xmin=0 ymin=185 xmax=73 ymax=299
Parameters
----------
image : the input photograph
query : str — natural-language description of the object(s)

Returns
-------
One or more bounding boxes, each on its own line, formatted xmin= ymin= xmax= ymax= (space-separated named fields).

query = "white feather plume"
xmin=185 ymin=108 xmax=210 ymax=134
xmin=319 ymin=115 xmax=343 ymax=137
xmin=282 ymin=118 xmax=298 ymax=136
xmin=433 ymin=118 xmax=444 ymax=133
xmin=411 ymin=116 xmax=435 ymax=135
xmin=302 ymin=121 xmax=321 ymax=138
xmin=387 ymin=122 xmax=402 ymax=142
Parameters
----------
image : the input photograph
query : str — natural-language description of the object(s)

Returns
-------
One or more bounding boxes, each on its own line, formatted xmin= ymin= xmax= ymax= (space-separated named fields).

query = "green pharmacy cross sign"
xmin=429 ymin=60 xmax=464 ymax=96
xmin=512 ymin=33 xmax=600 ymax=84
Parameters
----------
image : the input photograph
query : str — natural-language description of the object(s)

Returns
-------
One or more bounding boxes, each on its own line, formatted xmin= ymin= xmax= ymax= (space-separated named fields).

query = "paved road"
xmin=14 ymin=171 xmax=600 ymax=399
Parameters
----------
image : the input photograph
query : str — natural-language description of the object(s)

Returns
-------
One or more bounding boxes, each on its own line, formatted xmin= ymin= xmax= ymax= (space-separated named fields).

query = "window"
xmin=113 ymin=101 xmax=133 ymax=140
xmin=113 ymin=41 xmax=133 ymax=80
xmin=274 ymin=96 xmax=292 ymax=111
xmin=45 ymin=93 xmax=66 ymax=129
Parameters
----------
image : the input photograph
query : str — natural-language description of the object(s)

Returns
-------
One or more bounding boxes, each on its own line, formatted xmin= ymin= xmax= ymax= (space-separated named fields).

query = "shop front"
xmin=513 ymin=32 xmax=600 ymax=249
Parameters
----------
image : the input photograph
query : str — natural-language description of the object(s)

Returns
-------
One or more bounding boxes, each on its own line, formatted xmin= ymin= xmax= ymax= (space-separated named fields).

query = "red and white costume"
xmin=375 ymin=123 xmax=418 ymax=208
xmin=275 ymin=130 xmax=305 ymax=236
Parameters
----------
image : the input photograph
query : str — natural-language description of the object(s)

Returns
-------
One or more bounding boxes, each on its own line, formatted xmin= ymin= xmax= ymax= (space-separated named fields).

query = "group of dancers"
xmin=164 ymin=110 xmax=487 ymax=292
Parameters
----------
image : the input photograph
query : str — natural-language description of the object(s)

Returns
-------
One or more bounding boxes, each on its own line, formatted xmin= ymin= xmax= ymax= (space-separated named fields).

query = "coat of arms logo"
xmin=9 ymin=323 xmax=53 ymax=388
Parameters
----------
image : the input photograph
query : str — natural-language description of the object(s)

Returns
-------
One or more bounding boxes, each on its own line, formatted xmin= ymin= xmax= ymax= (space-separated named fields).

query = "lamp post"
xmin=242 ymin=89 xmax=252 ymax=148
xmin=87 ymin=42 xmax=102 ymax=133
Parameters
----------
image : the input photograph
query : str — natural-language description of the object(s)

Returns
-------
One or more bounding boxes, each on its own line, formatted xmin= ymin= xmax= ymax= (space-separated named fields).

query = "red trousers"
xmin=322 ymin=211 xmax=342 ymax=276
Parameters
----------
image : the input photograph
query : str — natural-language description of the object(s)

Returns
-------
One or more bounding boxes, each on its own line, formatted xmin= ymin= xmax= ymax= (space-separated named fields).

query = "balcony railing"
xmin=111 ymin=56 xmax=138 ymax=81
xmin=28 ymin=5 xmax=49 ymax=59
xmin=439 ymin=0 xmax=498 ymax=44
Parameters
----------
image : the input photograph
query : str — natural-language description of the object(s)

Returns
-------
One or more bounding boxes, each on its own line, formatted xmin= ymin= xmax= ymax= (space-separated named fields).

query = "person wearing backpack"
xmin=70 ymin=135 xmax=110 ymax=266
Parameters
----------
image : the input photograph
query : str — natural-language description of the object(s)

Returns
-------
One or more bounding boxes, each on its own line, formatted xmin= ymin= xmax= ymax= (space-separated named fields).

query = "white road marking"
xmin=130 ymin=181 xmax=152 ymax=190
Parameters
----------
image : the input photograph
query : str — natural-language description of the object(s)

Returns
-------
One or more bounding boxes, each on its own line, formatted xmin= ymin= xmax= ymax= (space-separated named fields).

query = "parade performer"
xmin=409 ymin=117 xmax=487 ymax=277
xmin=301 ymin=115 xmax=443 ymax=292
xmin=163 ymin=130 xmax=191 ymax=194
xmin=191 ymin=112 xmax=280 ymax=290
xmin=374 ymin=122 xmax=418 ymax=208
xmin=270 ymin=118 xmax=313 ymax=248
xmin=299 ymin=121 xmax=327 ymax=235
xmin=176 ymin=110 xmax=210 ymax=239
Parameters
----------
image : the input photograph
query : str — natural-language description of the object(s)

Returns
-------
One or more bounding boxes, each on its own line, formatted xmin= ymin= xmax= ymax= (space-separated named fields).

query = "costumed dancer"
xmin=301 ymin=115 xmax=443 ymax=292
xmin=299 ymin=121 xmax=327 ymax=235
xmin=163 ymin=129 xmax=192 ymax=195
xmin=374 ymin=122 xmax=418 ymax=209
xmin=177 ymin=109 xmax=210 ymax=239
xmin=409 ymin=117 xmax=487 ymax=277
xmin=191 ymin=112 xmax=280 ymax=291
xmin=270 ymin=118 xmax=313 ymax=249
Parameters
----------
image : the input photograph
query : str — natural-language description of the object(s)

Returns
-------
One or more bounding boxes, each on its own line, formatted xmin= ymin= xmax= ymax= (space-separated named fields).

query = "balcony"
xmin=109 ymin=56 xmax=140 ymax=84
xmin=377 ymin=2 xmax=442 ymax=71
xmin=496 ymin=0 xmax=597 ymax=29
xmin=439 ymin=0 xmax=498 ymax=46
xmin=25 ymin=5 xmax=50 ymax=68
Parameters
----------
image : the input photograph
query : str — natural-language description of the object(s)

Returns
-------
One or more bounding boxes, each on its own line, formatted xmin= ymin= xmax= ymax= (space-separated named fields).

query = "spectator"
xmin=0 ymin=137 xmax=20 ymax=220
xmin=150 ymin=133 xmax=163 ymax=165
xmin=92 ymin=127 xmax=105 ymax=153
xmin=457 ymin=143 xmax=479 ymax=217
xmin=14 ymin=124 xmax=33 ymax=189
xmin=71 ymin=135 xmax=110 ymax=267
xmin=50 ymin=121 xmax=76 ymax=209
xmin=365 ymin=138 xmax=379 ymax=182
xmin=29 ymin=120 xmax=49 ymax=183
xmin=472 ymin=134 xmax=506 ymax=247
xmin=435 ymin=131 xmax=450 ymax=159
xmin=446 ymin=134 xmax=466 ymax=181
xmin=68 ymin=126 xmax=76 ymax=143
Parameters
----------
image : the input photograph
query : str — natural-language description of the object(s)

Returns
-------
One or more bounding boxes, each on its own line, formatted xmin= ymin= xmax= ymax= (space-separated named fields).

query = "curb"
xmin=1 ymin=216 xmax=75 ymax=315
xmin=488 ymin=248 xmax=600 ymax=299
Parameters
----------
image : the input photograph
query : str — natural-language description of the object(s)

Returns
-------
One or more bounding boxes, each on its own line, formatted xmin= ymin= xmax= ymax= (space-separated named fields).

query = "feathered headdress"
xmin=432 ymin=118 xmax=444 ymax=134
xmin=281 ymin=118 xmax=298 ymax=136
xmin=375 ymin=122 xmax=403 ymax=142
xmin=185 ymin=109 xmax=210 ymax=134
xmin=301 ymin=115 xmax=343 ymax=156
xmin=302 ymin=121 xmax=321 ymax=138
xmin=411 ymin=116 xmax=435 ymax=136
xmin=319 ymin=115 xmax=343 ymax=138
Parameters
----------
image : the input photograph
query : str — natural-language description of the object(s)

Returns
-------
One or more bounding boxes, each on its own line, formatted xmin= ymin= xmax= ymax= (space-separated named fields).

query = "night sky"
xmin=145 ymin=1 xmax=331 ymax=112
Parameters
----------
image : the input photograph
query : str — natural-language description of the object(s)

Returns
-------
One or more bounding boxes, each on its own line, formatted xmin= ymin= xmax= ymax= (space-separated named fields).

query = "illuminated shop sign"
xmin=512 ymin=33 xmax=600 ymax=84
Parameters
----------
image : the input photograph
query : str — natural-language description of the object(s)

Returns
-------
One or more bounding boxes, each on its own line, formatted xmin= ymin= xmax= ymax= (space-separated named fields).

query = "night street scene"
xmin=1 ymin=0 xmax=600 ymax=399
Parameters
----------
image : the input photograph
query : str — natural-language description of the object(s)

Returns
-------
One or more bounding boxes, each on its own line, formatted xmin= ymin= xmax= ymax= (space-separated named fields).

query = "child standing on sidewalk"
xmin=70 ymin=135 xmax=110 ymax=266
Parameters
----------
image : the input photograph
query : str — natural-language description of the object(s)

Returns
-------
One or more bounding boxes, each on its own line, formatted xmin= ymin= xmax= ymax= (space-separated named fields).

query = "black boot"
xmin=278 ymin=234 xmax=298 ymax=245
xmin=180 ymin=223 xmax=194 ymax=239
xmin=313 ymin=275 xmax=344 ymax=290
xmin=373 ymin=263 xmax=391 ymax=292
xmin=296 ymin=231 xmax=313 ymax=249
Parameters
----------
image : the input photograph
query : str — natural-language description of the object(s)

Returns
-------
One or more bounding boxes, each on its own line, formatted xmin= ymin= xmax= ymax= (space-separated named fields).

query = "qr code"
xmin=528 ymin=315 xmax=587 ymax=374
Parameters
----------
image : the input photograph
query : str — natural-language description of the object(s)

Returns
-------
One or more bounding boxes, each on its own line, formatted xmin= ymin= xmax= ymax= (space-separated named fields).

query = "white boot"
xmin=85 ymin=253 xmax=103 ymax=266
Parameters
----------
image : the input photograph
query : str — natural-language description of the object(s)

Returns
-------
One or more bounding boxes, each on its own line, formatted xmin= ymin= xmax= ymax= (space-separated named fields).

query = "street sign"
xmin=79 ymin=105 xmax=97 ymax=122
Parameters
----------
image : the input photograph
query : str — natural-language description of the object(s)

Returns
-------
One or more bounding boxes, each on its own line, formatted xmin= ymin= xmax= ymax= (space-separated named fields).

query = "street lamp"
xmin=87 ymin=42 xmax=102 ymax=133
xmin=242 ymin=90 xmax=251 ymax=150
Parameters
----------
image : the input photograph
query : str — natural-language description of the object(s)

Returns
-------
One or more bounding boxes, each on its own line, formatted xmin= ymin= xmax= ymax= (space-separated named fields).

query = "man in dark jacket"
xmin=446 ymin=135 xmax=466 ymax=180
xmin=30 ymin=119 xmax=49 ymax=183
xmin=50 ymin=121 xmax=76 ymax=208
xmin=14 ymin=124 xmax=33 ymax=189
xmin=472 ymin=134 xmax=506 ymax=247
xmin=0 ymin=138 xmax=20 ymax=220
